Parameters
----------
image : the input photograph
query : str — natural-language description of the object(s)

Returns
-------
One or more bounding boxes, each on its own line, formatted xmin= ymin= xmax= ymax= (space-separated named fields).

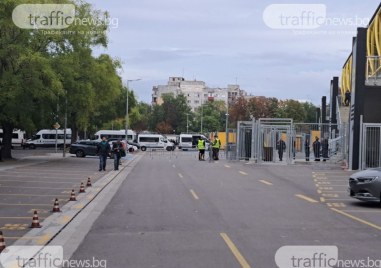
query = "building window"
xmin=194 ymin=100 xmax=199 ymax=104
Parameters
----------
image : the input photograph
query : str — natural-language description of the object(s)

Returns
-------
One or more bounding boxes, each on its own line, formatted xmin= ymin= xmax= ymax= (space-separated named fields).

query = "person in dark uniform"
xmin=321 ymin=138 xmax=329 ymax=162
xmin=313 ymin=137 xmax=321 ymax=161
xmin=277 ymin=138 xmax=286 ymax=161
xmin=304 ymin=138 xmax=310 ymax=161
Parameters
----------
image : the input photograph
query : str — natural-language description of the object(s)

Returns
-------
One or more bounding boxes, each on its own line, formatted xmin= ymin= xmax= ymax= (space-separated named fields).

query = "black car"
xmin=69 ymin=140 xmax=99 ymax=157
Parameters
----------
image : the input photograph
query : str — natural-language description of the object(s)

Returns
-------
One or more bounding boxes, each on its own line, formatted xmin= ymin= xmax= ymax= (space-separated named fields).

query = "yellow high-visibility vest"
xmin=197 ymin=139 xmax=205 ymax=150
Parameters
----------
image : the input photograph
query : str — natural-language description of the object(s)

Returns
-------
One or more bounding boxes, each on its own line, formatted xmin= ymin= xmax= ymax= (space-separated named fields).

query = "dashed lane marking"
xmin=259 ymin=180 xmax=273 ymax=186
xmin=331 ymin=208 xmax=381 ymax=231
xmin=190 ymin=189 xmax=199 ymax=200
xmin=326 ymin=203 xmax=346 ymax=208
xmin=178 ymin=173 xmax=184 ymax=178
xmin=239 ymin=171 xmax=248 ymax=176
xmin=220 ymin=233 xmax=251 ymax=268
xmin=224 ymin=165 xmax=231 ymax=168
xmin=295 ymin=194 xmax=319 ymax=203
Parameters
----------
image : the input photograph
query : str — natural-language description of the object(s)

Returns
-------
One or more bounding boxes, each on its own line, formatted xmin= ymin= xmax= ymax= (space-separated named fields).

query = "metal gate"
xmin=235 ymin=119 xmax=347 ymax=165
xmin=360 ymin=123 xmax=381 ymax=169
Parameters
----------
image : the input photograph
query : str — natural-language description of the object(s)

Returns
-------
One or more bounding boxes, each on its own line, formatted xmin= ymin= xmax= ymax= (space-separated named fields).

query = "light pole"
xmin=225 ymin=92 xmax=229 ymax=153
xmin=186 ymin=113 xmax=189 ymax=133
xmin=126 ymin=79 xmax=141 ymax=141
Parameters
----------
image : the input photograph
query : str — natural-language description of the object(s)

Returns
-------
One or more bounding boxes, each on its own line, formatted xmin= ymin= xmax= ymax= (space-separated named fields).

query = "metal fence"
xmin=360 ymin=123 xmax=381 ymax=169
xmin=234 ymin=119 xmax=348 ymax=165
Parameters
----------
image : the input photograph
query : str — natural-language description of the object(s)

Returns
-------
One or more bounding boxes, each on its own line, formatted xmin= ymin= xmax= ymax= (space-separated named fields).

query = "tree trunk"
xmin=1 ymin=122 xmax=14 ymax=160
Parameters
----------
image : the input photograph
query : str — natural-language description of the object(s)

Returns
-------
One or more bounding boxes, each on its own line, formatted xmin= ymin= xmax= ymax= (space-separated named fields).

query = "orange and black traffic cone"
xmin=86 ymin=177 xmax=92 ymax=187
xmin=0 ymin=231 xmax=5 ymax=253
xmin=52 ymin=198 xmax=61 ymax=212
xmin=69 ymin=189 xmax=77 ymax=201
xmin=30 ymin=211 xmax=41 ymax=228
xmin=79 ymin=183 xmax=86 ymax=193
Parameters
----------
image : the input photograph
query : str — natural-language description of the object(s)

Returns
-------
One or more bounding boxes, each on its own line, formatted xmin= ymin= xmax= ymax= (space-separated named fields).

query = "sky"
xmin=87 ymin=0 xmax=378 ymax=105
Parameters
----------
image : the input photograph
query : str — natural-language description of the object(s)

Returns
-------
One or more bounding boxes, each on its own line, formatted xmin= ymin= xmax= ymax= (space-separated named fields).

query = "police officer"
xmin=313 ymin=137 xmax=321 ymax=161
xmin=197 ymin=138 xmax=205 ymax=161
xmin=277 ymin=138 xmax=286 ymax=161
xmin=212 ymin=135 xmax=221 ymax=160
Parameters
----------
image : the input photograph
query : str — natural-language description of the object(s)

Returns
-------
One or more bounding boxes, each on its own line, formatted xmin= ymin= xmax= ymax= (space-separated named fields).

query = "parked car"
xmin=69 ymin=140 xmax=99 ymax=157
xmin=108 ymin=138 xmax=138 ymax=153
xmin=349 ymin=168 xmax=381 ymax=202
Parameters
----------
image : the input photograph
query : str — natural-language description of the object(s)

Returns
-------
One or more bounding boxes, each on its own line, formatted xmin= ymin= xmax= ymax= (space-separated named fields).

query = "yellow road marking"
xmin=295 ymin=194 xmax=319 ymax=203
xmin=320 ymin=197 xmax=326 ymax=202
xmin=326 ymin=203 xmax=346 ymax=208
xmin=259 ymin=180 xmax=273 ymax=186
xmin=239 ymin=171 xmax=248 ymax=176
xmin=331 ymin=208 xmax=381 ymax=231
xmin=178 ymin=173 xmax=184 ymax=178
xmin=321 ymin=193 xmax=339 ymax=198
xmin=73 ymin=204 xmax=85 ymax=210
xmin=220 ymin=233 xmax=251 ymax=268
xmin=36 ymin=233 xmax=52 ymax=245
xmin=58 ymin=215 xmax=72 ymax=224
xmin=224 ymin=165 xmax=231 ymax=168
xmin=190 ymin=189 xmax=199 ymax=200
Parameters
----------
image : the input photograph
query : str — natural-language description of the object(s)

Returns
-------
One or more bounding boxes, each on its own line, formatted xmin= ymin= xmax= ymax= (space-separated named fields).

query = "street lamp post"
xmin=225 ymin=93 xmax=229 ymax=154
xmin=186 ymin=113 xmax=189 ymax=133
xmin=126 ymin=79 xmax=141 ymax=141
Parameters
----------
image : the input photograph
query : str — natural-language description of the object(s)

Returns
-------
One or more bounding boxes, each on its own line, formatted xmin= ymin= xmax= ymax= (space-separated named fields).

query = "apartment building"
xmin=152 ymin=77 xmax=246 ymax=111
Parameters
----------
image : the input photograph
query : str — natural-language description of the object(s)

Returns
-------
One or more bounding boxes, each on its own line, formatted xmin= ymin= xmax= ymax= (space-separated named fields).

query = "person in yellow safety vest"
xmin=197 ymin=139 xmax=206 ymax=161
xmin=212 ymin=135 xmax=221 ymax=160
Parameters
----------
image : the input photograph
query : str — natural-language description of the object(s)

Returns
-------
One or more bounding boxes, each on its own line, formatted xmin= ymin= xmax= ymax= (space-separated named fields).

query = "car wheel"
xmin=29 ymin=144 xmax=36 ymax=149
xmin=141 ymin=146 xmax=147 ymax=151
xmin=76 ymin=150 xmax=85 ymax=158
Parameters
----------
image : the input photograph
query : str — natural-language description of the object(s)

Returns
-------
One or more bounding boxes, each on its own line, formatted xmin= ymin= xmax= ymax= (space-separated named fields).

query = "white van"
xmin=26 ymin=129 xmax=72 ymax=149
xmin=179 ymin=134 xmax=210 ymax=150
xmin=0 ymin=129 xmax=26 ymax=148
xmin=137 ymin=134 xmax=175 ymax=151
xmin=94 ymin=129 xmax=136 ymax=142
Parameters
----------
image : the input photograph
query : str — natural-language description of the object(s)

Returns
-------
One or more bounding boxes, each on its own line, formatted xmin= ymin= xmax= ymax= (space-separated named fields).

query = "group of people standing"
xmin=305 ymin=137 xmax=329 ymax=162
xmin=197 ymin=134 xmax=221 ymax=161
xmin=277 ymin=136 xmax=329 ymax=162
xmin=96 ymin=136 xmax=126 ymax=171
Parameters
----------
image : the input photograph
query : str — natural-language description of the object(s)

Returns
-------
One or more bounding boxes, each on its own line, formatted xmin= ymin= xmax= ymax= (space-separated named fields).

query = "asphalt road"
xmin=69 ymin=151 xmax=381 ymax=268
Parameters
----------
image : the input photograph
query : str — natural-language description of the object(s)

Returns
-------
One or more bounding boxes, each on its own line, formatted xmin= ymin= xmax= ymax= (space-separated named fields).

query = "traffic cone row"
xmin=30 ymin=211 xmax=41 ymax=228
xmin=27 ymin=178 xmax=95 ymax=235
xmin=0 ymin=231 xmax=5 ymax=253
